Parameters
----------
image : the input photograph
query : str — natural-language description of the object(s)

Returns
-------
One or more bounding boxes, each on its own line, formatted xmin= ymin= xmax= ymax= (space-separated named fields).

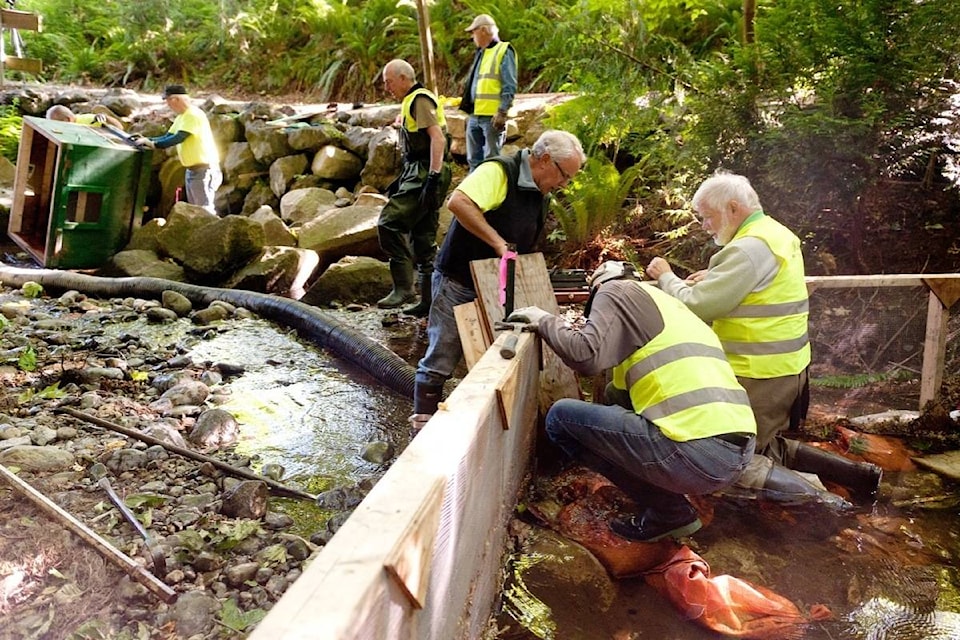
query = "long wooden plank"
xmin=0 ymin=463 xmax=177 ymax=603
xmin=805 ymin=273 xmax=960 ymax=291
xmin=248 ymin=333 xmax=540 ymax=639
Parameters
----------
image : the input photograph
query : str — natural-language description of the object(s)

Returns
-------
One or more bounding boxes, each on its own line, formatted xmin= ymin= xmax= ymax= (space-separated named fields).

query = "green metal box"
xmin=7 ymin=116 xmax=152 ymax=268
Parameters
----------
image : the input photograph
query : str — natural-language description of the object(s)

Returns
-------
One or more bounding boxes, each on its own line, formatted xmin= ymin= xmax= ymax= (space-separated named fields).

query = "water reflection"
xmin=497 ymin=487 xmax=960 ymax=639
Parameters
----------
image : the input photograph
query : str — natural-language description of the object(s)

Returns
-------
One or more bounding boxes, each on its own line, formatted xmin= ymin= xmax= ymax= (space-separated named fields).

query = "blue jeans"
xmin=185 ymin=165 xmax=223 ymax=215
xmin=415 ymin=273 xmax=477 ymax=387
xmin=466 ymin=115 xmax=505 ymax=172
xmin=545 ymin=398 xmax=754 ymax=514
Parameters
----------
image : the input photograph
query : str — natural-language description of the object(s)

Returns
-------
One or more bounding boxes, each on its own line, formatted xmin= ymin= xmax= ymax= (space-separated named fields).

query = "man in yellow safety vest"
xmin=460 ymin=13 xmax=517 ymax=172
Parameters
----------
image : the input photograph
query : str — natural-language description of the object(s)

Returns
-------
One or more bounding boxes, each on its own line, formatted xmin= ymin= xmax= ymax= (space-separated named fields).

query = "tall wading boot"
xmin=402 ymin=271 xmax=433 ymax=317
xmin=790 ymin=442 xmax=883 ymax=502
xmin=377 ymin=260 xmax=416 ymax=308
xmin=408 ymin=382 xmax=443 ymax=434
xmin=729 ymin=454 xmax=853 ymax=512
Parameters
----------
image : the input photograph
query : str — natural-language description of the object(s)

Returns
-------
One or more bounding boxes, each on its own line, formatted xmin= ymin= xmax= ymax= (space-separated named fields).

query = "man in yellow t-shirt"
xmin=133 ymin=85 xmax=222 ymax=215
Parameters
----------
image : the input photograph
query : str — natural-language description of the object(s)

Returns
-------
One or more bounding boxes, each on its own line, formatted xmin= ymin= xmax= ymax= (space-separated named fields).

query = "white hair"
xmin=532 ymin=130 xmax=586 ymax=165
xmin=383 ymin=59 xmax=416 ymax=82
xmin=692 ymin=172 xmax=762 ymax=213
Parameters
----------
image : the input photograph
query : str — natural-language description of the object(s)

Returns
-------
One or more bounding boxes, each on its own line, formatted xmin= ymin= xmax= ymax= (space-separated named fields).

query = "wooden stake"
xmin=57 ymin=407 xmax=317 ymax=502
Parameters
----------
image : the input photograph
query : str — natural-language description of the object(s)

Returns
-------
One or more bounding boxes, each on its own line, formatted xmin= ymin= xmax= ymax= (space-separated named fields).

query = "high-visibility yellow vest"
xmin=401 ymin=86 xmax=446 ymax=132
xmin=612 ymin=282 xmax=756 ymax=441
xmin=473 ymin=41 xmax=511 ymax=116
xmin=400 ymin=86 xmax=446 ymax=162
xmin=712 ymin=215 xmax=811 ymax=378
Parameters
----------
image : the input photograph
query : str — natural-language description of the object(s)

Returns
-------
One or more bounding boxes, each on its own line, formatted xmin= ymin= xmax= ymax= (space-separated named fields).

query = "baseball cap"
xmin=162 ymin=84 xmax=189 ymax=98
xmin=466 ymin=14 xmax=496 ymax=31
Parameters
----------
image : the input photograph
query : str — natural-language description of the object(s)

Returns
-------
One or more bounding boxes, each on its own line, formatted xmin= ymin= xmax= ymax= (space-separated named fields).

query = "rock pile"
xmin=1 ymin=85 xmax=569 ymax=305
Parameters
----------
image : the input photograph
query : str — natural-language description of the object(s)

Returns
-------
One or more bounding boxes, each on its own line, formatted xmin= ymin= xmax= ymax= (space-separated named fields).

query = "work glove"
xmin=492 ymin=110 xmax=507 ymax=133
xmin=93 ymin=113 xmax=107 ymax=125
xmin=419 ymin=171 xmax=442 ymax=212
xmin=505 ymin=306 xmax=552 ymax=329
xmin=129 ymin=134 xmax=156 ymax=150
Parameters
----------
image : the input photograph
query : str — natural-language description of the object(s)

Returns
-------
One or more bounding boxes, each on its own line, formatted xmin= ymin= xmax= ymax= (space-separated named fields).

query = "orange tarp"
xmin=644 ymin=545 xmax=833 ymax=639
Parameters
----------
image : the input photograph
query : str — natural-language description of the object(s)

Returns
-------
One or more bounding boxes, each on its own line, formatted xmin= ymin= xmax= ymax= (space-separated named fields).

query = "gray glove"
xmin=129 ymin=134 xmax=156 ymax=150
xmin=505 ymin=306 xmax=551 ymax=328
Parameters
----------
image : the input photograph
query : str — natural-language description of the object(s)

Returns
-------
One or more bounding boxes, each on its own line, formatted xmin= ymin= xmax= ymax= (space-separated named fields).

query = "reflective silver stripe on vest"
xmin=642 ymin=387 xmax=752 ymax=422
xmin=721 ymin=333 xmax=810 ymax=356
xmin=624 ymin=343 xmax=728 ymax=389
xmin=725 ymin=299 xmax=810 ymax=318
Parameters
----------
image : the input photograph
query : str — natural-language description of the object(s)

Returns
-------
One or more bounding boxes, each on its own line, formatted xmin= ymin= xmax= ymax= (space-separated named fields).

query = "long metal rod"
xmin=0 ymin=463 xmax=177 ymax=603
xmin=57 ymin=407 xmax=317 ymax=501
xmin=98 ymin=477 xmax=167 ymax=577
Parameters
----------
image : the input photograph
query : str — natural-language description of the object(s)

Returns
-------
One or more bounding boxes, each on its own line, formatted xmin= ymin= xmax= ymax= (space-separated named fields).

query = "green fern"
xmin=810 ymin=369 xmax=914 ymax=389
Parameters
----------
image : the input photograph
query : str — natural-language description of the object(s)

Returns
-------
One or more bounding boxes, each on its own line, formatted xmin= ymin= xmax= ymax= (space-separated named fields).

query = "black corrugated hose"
xmin=0 ymin=266 xmax=416 ymax=398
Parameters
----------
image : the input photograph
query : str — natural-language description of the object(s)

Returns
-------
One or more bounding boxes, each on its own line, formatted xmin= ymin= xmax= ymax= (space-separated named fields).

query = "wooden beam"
xmin=805 ymin=273 xmax=960 ymax=292
xmin=920 ymin=290 xmax=949 ymax=409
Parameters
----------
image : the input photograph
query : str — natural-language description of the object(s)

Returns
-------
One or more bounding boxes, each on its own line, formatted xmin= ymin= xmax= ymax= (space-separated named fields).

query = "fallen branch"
xmin=57 ymin=407 xmax=317 ymax=502
xmin=0 ymin=463 xmax=178 ymax=604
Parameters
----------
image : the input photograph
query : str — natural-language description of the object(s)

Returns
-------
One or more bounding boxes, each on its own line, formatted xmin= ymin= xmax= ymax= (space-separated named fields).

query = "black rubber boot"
xmin=378 ymin=260 xmax=416 ymax=308
xmin=402 ymin=271 xmax=433 ymax=317
xmin=791 ymin=442 xmax=883 ymax=502
xmin=409 ymin=382 xmax=443 ymax=434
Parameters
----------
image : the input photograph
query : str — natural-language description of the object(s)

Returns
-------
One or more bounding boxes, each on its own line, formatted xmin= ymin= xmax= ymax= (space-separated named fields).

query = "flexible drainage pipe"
xmin=0 ymin=266 xmax=416 ymax=398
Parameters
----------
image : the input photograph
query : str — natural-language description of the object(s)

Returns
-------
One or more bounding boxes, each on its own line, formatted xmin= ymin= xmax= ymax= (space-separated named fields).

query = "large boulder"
xmin=156 ymin=203 xmax=219 ymax=263
xmin=360 ymin=128 xmax=401 ymax=191
xmin=301 ymin=256 xmax=391 ymax=306
xmin=279 ymin=187 xmax=338 ymax=226
xmin=240 ymin=182 xmax=279 ymax=217
xmin=223 ymin=142 xmax=265 ymax=182
xmin=249 ymin=207 xmax=297 ymax=246
xmin=181 ymin=215 xmax=266 ymax=279
xmin=288 ymin=123 xmax=344 ymax=152
xmin=245 ymin=121 xmax=294 ymax=165
xmin=107 ymin=249 xmax=186 ymax=281
xmin=297 ymin=204 xmax=382 ymax=266
xmin=310 ymin=145 xmax=363 ymax=181
xmin=223 ymin=246 xmax=320 ymax=299
xmin=270 ymin=154 xmax=309 ymax=197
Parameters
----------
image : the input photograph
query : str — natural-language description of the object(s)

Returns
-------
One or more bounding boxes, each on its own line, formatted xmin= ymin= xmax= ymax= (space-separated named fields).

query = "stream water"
xmin=169 ymin=314 xmax=960 ymax=640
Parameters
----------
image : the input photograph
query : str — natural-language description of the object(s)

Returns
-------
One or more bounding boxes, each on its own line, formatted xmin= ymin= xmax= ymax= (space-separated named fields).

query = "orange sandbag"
xmin=644 ymin=546 xmax=832 ymax=639
xmin=831 ymin=425 xmax=917 ymax=471
xmin=554 ymin=499 xmax=680 ymax=578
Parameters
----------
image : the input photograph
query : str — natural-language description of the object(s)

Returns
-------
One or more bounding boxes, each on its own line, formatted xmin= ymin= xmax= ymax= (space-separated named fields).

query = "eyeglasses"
xmin=552 ymin=158 xmax=573 ymax=183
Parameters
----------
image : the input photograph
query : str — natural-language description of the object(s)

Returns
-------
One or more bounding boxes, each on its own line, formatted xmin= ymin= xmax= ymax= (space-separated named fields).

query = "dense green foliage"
xmin=12 ymin=0 xmax=960 ymax=270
